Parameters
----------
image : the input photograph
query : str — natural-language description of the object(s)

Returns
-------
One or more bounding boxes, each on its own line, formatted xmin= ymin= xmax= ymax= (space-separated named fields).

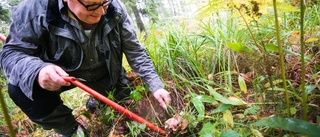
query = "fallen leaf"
xmin=208 ymin=73 xmax=214 ymax=80
xmin=164 ymin=112 xmax=188 ymax=134
xmin=223 ymin=110 xmax=234 ymax=129
xmin=288 ymin=31 xmax=300 ymax=44
xmin=228 ymin=96 xmax=247 ymax=105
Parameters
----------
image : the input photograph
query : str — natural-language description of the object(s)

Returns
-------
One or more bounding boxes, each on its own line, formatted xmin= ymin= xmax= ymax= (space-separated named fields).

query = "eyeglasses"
xmin=78 ymin=0 xmax=112 ymax=11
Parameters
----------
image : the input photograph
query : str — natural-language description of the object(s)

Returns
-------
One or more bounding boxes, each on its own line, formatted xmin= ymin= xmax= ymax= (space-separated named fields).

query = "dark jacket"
xmin=0 ymin=0 xmax=164 ymax=100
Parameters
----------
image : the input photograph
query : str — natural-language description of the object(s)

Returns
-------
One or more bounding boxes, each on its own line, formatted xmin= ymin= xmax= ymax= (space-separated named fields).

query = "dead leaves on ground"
xmin=164 ymin=112 xmax=188 ymax=134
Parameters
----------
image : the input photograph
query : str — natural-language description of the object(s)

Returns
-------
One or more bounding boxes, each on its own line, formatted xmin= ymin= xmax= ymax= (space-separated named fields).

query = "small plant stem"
xmin=300 ymin=0 xmax=307 ymax=121
xmin=236 ymin=6 xmax=276 ymax=102
xmin=236 ymin=8 xmax=263 ymax=53
xmin=144 ymin=92 xmax=163 ymax=125
xmin=272 ymin=0 xmax=291 ymax=117
xmin=0 ymin=86 xmax=16 ymax=137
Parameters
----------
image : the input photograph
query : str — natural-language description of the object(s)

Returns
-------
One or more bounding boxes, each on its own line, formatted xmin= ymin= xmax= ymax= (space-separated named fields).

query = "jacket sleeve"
xmin=0 ymin=3 xmax=50 ymax=100
xmin=118 ymin=3 xmax=164 ymax=93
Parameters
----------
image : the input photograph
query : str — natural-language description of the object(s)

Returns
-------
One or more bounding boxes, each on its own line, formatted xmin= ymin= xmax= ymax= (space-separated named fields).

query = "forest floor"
xmin=0 ymin=72 xmax=185 ymax=137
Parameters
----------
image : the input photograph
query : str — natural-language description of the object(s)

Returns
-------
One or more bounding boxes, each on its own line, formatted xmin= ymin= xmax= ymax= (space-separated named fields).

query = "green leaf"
xmin=220 ymin=130 xmax=240 ymax=137
xmin=194 ymin=94 xmax=218 ymax=104
xmin=138 ymin=123 xmax=146 ymax=129
xmin=253 ymin=117 xmax=320 ymax=137
xmin=290 ymin=107 xmax=297 ymax=115
xmin=191 ymin=97 xmax=205 ymax=119
xmin=198 ymin=122 xmax=215 ymax=137
xmin=196 ymin=0 xmax=227 ymax=19
xmin=223 ymin=110 xmax=234 ymax=128
xmin=305 ymin=37 xmax=318 ymax=43
xmin=244 ymin=105 xmax=260 ymax=116
xmin=135 ymin=85 xmax=145 ymax=92
xmin=227 ymin=43 xmax=250 ymax=53
xmin=264 ymin=79 xmax=283 ymax=88
xmin=211 ymin=104 xmax=232 ymax=114
xmin=265 ymin=43 xmax=278 ymax=52
xmin=251 ymin=128 xmax=263 ymax=137
xmin=189 ymin=93 xmax=218 ymax=119
xmin=306 ymin=85 xmax=317 ymax=95
xmin=130 ymin=91 xmax=142 ymax=101
xmin=238 ymin=75 xmax=247 ymax=94
xmin=207 ymin=86 xmax=244 ymax=105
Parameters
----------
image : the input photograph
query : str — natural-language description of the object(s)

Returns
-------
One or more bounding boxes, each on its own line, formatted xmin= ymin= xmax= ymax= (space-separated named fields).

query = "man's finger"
xmin=158 ymin=99 xmax=167 ymax=109
xmin=155 ymin=95 xmax=167 ymax=109
xmin=162 ymin=93 xmax=171 ymax=105
xmin=153 ymin=88 xmax=172 ymax=109
xmin=51 ymin=66 xmax=70 ymax=86
xmin=54 ymin=65 xmax=69 ymax=76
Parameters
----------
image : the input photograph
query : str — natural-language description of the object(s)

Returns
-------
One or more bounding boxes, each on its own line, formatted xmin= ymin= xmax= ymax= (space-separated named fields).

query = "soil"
xmin=80 ymin=93 xmax=177 ymax=137
xmin=0 ymin=71 xmax=184 ymax=137
xmin=76 ymin=72 xmax=185 ymax=136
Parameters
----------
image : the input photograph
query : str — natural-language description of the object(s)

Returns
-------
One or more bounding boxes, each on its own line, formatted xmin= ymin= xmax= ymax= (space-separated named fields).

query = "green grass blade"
xmin=191 ymin=97 xmax=205 ymax=120
xmin=227 ymin=43 xmax=250 ymax=53
xmin=238 ymin=75 xmax=247 ymax=94
xmin=211 ymin=104 xmax=232 ymax=114
xmin=207 ymin=86 xmax=244 ymax=106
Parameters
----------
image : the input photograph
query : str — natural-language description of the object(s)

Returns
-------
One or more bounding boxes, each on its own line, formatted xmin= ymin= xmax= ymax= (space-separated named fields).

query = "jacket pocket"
xmin=43 ymin=37 xmax=82 ymax=71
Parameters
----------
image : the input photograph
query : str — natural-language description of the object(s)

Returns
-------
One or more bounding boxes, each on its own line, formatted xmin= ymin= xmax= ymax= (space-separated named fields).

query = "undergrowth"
xmin=1 ymin=0 xmax=320 ymax=137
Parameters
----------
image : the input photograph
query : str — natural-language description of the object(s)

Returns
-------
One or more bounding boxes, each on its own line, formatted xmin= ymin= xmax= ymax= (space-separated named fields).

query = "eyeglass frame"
xmin=78 ymin=0 xmax=113 ymax=11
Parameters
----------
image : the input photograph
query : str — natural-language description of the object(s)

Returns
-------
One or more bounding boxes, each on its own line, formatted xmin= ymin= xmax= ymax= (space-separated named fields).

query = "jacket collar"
xmin=46 ymin=0 xmax=66 ymax=28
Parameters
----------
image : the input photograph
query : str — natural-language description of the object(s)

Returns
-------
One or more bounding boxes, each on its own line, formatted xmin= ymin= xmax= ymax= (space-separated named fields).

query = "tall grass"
xmin=143 ymin=1 xmax=320 ymax=136
xmin=1 ymin=1 xmax=320 ymax=136
xmin=145 ymin=22 xmax=217 ymax=89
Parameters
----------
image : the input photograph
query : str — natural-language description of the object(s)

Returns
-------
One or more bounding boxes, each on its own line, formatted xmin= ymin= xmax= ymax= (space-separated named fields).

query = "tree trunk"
xmin=130 ymin=2 xmax=146 ymax=33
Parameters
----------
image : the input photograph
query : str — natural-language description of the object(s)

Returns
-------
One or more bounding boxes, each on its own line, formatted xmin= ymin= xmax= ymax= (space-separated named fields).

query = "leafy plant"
xmin=253 ymin=117 xmax=320 ymax=137
xmin=198 ymin=122 xmax=216 ymax=137
xmin=126 ymin=121 xmax=146 ymax=136
xmin=129 ymin=85 xmax=144 ymax=101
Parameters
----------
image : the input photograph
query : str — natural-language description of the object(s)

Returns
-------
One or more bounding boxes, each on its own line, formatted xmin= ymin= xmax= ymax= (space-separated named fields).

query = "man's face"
xmin=64 ymin=0 xmax=109 ymax=24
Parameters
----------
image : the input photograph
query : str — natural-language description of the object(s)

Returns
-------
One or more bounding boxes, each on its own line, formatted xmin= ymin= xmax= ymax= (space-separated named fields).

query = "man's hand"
xmin=153 ymin=88 xmax=171 ymax=109
xmin=38 ymin=65 xmax=70 ymax=91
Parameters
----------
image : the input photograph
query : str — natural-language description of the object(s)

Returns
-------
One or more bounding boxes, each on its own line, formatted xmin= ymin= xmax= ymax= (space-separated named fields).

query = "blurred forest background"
xmin=1 ymin=0 xmax=320 ymax=137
